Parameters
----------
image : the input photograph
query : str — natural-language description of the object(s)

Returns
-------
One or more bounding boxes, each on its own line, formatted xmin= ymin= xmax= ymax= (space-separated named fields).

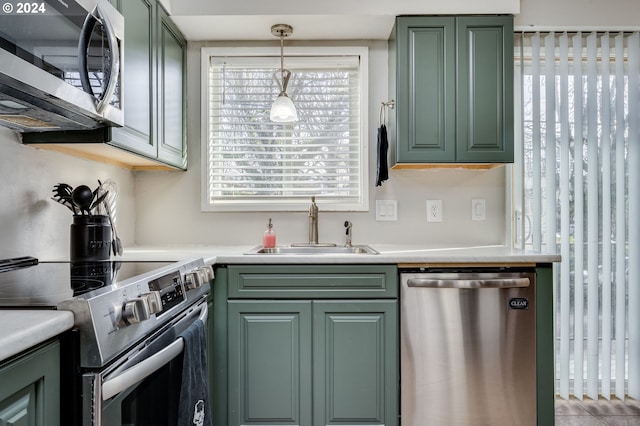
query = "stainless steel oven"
xmin=0 ymin=257 xmax=213 ymax=426
xmin=86 ymin=298 xmax=208 ymax=426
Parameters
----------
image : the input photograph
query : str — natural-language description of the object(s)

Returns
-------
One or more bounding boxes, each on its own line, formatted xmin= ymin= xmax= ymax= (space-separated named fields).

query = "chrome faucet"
xmin=308 ymin=196 xmax=319 ymax=245
xmin=344 ymin=221 xmax=353 ymax=247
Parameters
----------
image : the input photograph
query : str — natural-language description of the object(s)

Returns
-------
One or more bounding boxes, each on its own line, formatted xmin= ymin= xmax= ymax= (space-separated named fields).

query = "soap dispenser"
xmin=263 ymin=218 xmax=276 ymax=248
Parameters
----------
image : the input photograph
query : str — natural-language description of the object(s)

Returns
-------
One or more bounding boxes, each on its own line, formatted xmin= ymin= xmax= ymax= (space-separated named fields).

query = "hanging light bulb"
xmin=270 ymin=24 xmax=298 ymax=123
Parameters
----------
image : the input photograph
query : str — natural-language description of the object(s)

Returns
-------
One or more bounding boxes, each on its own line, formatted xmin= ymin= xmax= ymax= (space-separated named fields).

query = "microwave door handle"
xmin=77 ymin=6 xmax=120 ymax=114
xmin=78 ymin=11 xmax=97 ymax=96
xmin=94 ymin=4 xmax=120 ymax=114
xmin=101 ymin=303 xmax=208 ymax=400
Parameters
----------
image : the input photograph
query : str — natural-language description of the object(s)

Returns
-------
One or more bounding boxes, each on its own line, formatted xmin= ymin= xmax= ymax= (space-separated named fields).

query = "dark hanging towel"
xmin=376 ymin=124 xmax=389 ymax=186
xmin=177 ymin=319 xmax=212 ymax=426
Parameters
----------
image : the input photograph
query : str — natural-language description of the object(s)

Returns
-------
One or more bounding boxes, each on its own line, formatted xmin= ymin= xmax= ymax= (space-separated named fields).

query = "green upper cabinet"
xmin=157 ymin=7 xmax=187 ymax=168
xmin=391 ymin=15 xmax=514 ymax=165
xmin=0 ymin=341 xmax=61 ymax=426
xmin=109 ymin=0 xmax=187 ymax=170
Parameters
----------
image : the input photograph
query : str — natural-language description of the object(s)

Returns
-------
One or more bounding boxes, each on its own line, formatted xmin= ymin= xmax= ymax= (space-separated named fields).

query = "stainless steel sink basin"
xmin=243 ymin=245 xmax=379 ymax=255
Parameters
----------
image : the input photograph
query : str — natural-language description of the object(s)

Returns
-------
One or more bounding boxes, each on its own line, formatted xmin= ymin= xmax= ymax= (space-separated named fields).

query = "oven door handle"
xmin=101 ymin=303 xmax=208 ymax=401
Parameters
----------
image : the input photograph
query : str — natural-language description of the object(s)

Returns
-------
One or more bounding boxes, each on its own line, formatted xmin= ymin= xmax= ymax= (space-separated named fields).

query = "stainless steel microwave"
xmin=0 ymin=0 xmax=123 ymax=132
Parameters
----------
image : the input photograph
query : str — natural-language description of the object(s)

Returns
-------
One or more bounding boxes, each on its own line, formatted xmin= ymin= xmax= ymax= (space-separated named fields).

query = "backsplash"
xmin=134 ymin=165 xmax=508 ymax=247
xmin=0 ymin=128 xmax=136 ymax=260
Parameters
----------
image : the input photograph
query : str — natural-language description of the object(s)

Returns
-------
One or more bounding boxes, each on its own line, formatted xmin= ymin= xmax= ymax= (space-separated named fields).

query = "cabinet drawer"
xmin=227 ymin=265 xmax=398 ymax=299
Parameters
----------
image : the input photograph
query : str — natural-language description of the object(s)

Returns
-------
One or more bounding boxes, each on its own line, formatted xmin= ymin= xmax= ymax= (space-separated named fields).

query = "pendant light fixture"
xmin=270 ymin=24 xmax=298 ymax=123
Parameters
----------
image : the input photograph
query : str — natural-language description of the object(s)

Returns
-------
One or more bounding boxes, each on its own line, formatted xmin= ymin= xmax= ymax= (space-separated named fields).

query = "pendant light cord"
xmin=280 ymin=34 xmax=285 ymax=80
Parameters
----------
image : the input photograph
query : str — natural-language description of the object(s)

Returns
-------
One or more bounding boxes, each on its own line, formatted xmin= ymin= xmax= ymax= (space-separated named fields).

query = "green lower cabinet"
xmin=228 ymin=301 xmax=313 ymax=426
xmin=0 ymin=341 xmax=61 ymax=426
xmin=536 ymin=264 xmax=555 ymax=426
xmin=313 ymin=301 xmax=397 ymax=426
xmin=227 ymin=299 xmax=398 ymax=426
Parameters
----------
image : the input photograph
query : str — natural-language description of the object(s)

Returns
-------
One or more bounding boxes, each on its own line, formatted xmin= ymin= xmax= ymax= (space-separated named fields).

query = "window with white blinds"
xmin=514 ymin=32 xmax=640 ymax=401
xmin=201 ymin=47 xmax=368 ymax=211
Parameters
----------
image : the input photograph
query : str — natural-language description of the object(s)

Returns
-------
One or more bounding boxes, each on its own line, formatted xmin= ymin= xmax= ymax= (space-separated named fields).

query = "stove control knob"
xmin=122 ymin=298 xmax=150 ymax=325
xmin=198 ymin=266 xmax=214 ymax=282
xmin=141 ymin=291 xmax=163 ymax=315
xmin=121 ymin=291 xmax=162 ymax=325
xmin=184 ymin=271 xmax=202 ymax=290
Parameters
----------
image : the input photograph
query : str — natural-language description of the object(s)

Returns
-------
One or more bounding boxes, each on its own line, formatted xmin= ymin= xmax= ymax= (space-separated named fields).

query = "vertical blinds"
xmin=515 ymin=32 xmax=640 ymax=400
xmin=205 ymin=55 xmax=363 ymax=210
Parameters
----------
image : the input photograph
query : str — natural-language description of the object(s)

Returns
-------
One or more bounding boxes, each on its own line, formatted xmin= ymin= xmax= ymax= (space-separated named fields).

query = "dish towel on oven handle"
xmin=178 ymin=319 xmax=212 ymax=426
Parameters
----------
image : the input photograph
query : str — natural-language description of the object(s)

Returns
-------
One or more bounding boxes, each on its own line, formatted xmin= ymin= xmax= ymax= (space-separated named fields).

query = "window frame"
xmin=200 ymin=46 xmax=369 ymax=212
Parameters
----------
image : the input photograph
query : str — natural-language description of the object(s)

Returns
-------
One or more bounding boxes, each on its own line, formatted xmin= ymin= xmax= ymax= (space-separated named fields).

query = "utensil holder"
xmin=70 ymin=215 xmax=112 ymax=261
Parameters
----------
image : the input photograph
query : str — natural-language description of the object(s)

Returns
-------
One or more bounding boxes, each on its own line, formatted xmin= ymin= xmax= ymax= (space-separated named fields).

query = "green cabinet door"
xmin=157 ymin=6 xmax=187 ymax=169
xmin=228 ymin=300 xmax=313 ymax=426
xmin=392 ymin=15 xmax=514 ymax=164
xmin=313 ymin=301 xmax=398 ymax=426
xmin=396 ymin=17 xmax=456 ymax=163
xmin=0 ymin=341 xmax=61 ymax=426
xmin=109 ymin=0 xmax=187 ymax=169
xmin=110 ymin=0 xmax=156 ymax=158
xmin=456 ymin=16 xmax=514 ymax=162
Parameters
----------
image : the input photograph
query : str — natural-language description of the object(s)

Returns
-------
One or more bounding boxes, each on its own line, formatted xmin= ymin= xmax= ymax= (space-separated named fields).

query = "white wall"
xmin=134 ymin=40 xmax=507 ymax=247
xmin=515 ymin=0 xmax=640 ymax=31
xmin=0 ymin=128 xmax=136 ymax=260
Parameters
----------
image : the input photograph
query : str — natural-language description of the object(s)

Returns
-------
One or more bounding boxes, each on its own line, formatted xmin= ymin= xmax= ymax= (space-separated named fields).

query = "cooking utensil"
xmin=90 ymin=191 xmax=109 ymax=212
xmin=71 ymin=185 xmax=94 ymax=215
xmin=52 ymin=183 xmax=77 ymax=214
xmin=96 ymin=179 xmax=123 ymax=256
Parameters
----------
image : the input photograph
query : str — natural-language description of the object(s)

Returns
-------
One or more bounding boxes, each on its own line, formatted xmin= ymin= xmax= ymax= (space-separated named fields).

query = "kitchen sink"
xmin=243 ymin=245 xmax=379 ymax=255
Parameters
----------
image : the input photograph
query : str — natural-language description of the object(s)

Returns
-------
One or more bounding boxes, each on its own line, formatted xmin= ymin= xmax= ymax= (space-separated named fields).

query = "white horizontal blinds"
xmin=206 ymin=56 xmax=361 ymax=206
xmin=517 ymin=31 xmax=636 ymax=400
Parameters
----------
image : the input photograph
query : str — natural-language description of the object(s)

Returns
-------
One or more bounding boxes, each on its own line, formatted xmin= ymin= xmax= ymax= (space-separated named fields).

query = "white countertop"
xmin=0 ymin=310 xmax=74 ymax=363
xmin=120 ymin=244 xmax=560 ymax=265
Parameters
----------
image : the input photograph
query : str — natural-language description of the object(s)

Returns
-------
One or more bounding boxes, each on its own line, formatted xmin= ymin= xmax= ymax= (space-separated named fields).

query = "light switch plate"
xmin=472 ymin=199 xmax=486 ymax=221
xmin=426 ymin=200 xmax=443 ymax=222
xmin=376 ymin=200 xmax=397 ymax=221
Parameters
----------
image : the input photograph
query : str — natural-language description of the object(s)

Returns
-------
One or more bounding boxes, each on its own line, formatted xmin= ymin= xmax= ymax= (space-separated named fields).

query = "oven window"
xmin=103 ymin=356 xmax=183 ymax=426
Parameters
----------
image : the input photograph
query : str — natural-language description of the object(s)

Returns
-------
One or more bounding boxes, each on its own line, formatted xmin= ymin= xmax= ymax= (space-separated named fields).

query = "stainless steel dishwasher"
xmin=400 ymin=269 xmax=536 ymax=426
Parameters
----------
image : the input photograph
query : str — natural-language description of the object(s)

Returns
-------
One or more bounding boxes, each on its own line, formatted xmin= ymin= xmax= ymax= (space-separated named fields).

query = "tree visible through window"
xmin=201 ymin=47 xmax=368 ymax=212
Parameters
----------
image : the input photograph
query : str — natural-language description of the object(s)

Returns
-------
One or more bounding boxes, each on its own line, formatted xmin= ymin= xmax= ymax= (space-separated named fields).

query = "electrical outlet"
xmin=376 ymin=200 xmax=397 ymax=221
xmin=426 ymin=200 xmax=443 ymax=222
xmin=472 ymin=199 xmax=486 ymax=221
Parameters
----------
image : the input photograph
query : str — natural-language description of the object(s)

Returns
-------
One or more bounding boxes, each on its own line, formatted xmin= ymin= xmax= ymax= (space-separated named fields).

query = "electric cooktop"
xmin=0 ymin=257 xmax=175 ymax=307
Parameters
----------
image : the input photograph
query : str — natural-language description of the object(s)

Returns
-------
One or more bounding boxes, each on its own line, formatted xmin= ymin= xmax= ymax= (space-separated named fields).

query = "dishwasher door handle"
xmin=406 ymin=277 xmax=530 ymax=289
